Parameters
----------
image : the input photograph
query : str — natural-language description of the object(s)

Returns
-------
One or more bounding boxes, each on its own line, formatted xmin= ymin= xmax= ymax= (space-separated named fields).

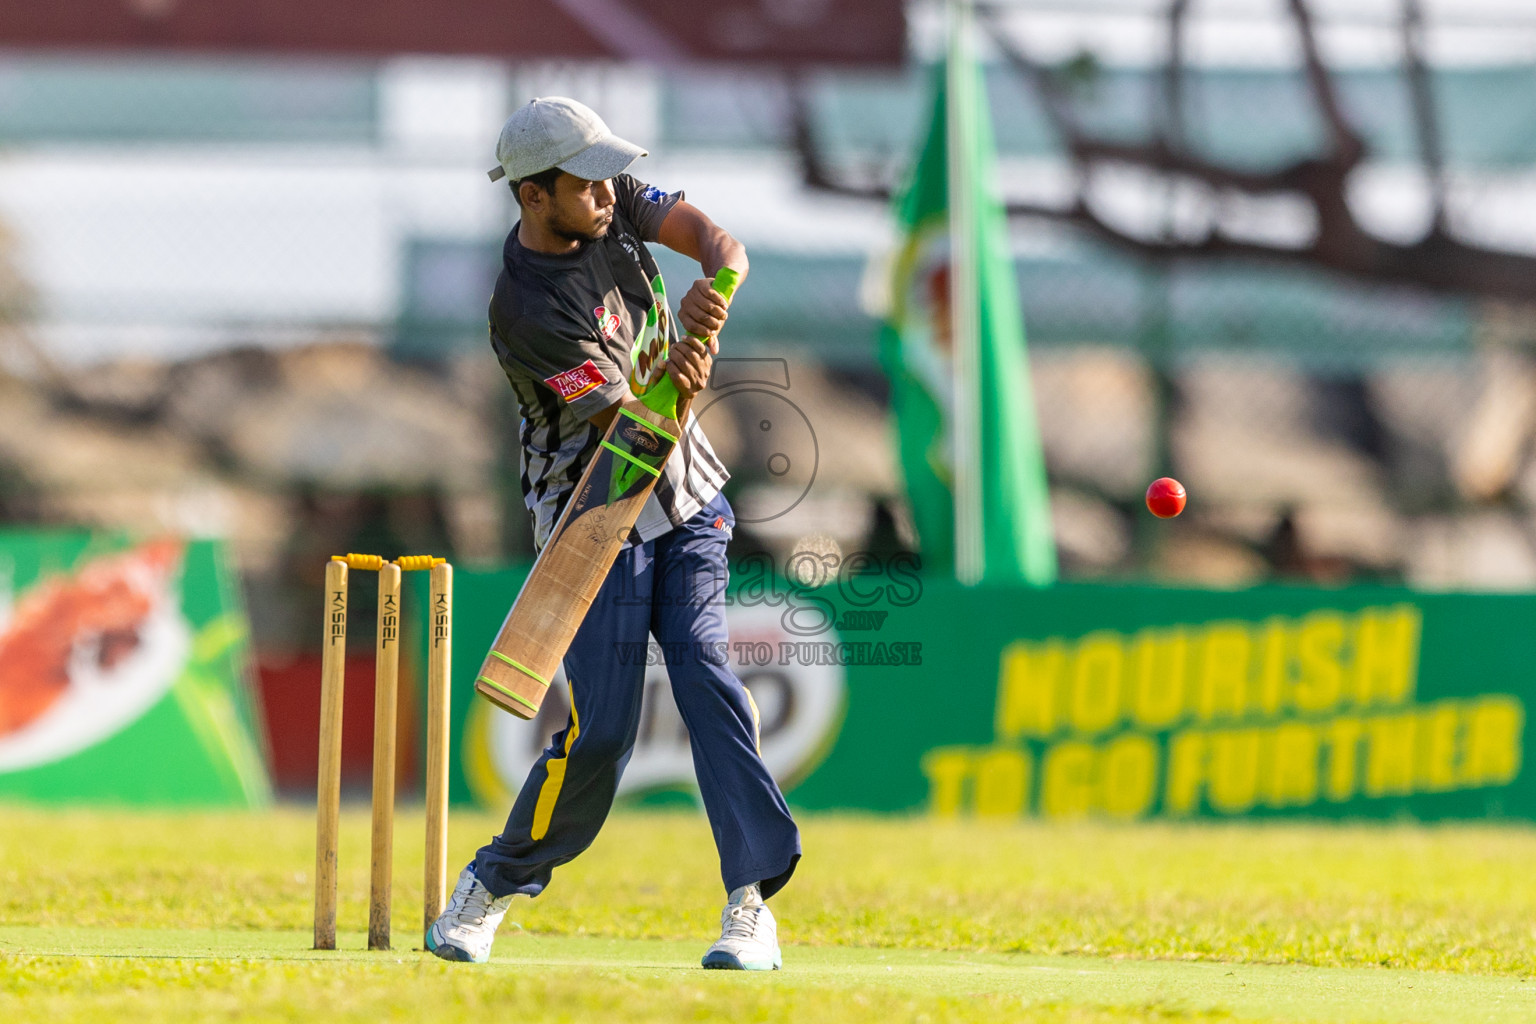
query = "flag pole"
xmin=948 ymin=0 xmax=984 ymax=585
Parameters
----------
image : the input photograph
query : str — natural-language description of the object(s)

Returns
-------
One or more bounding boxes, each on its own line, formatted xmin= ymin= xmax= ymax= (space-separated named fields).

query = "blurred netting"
xmin=4 ymin=3 xmax=1536 ymax=594
xmin=752 ymin=3 xmax=1536 ymax=589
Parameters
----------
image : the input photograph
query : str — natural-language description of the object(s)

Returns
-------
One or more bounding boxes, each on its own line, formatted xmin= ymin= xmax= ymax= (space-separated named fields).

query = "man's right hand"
xmin=665 ymin=335 xmax=713 ymax=398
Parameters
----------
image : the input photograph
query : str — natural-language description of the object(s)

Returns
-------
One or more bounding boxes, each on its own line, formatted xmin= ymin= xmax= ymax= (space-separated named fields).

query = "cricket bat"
xmin=475 ymin=267 xmax=741 ymax=719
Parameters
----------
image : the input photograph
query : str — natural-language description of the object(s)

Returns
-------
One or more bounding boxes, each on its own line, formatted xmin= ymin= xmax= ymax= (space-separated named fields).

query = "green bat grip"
xmin=637 ymin=266 xmax=741 ymax=420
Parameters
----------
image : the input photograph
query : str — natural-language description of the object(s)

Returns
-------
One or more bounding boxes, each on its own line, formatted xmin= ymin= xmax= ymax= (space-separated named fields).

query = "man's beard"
xmin=551 ymin=215 xmax=609 ymax=244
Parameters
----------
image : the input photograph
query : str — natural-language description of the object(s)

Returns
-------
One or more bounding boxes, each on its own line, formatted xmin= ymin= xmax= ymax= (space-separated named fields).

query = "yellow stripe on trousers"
xmin=745 ymin=688 xmax=762 ymax=755
xmin=530 ymin=682 xmax=580 ymax=841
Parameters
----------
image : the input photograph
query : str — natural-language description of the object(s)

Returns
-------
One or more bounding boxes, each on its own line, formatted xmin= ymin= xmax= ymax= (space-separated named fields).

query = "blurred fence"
xmin=4 ymin=3 xmax=1536 ymax=626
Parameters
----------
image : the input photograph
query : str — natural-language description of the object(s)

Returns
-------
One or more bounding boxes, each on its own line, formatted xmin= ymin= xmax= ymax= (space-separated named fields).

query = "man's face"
xmin=536 ymin=173 xmax=616 ymax=243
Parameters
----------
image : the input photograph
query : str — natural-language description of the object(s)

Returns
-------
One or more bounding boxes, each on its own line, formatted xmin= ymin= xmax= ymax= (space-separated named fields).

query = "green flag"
xmin=876 ymin=11 xmax=1057 ymax=586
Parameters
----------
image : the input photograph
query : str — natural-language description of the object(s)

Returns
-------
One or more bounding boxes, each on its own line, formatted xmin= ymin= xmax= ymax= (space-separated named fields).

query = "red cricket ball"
xmin=1146 ymin=477 xmax=1187 ymax=519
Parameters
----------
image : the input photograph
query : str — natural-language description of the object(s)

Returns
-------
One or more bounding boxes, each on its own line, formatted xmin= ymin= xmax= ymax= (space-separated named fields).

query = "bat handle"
xmin=641 ymin=268 xmax=741 ymax=422
xmin=707 ymin=266 xmax=742 ymax=309
xmin=678 ymin=266 xmax=740 ymax=423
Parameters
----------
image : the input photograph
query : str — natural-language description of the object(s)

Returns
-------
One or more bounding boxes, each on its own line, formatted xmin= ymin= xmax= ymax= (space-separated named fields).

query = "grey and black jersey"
xmin=488 ymin=174 xmax=729 ymax=553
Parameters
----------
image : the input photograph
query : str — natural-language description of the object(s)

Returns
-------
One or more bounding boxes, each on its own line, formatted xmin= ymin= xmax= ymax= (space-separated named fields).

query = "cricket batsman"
xmin=425 ymin=97 xmax=801 ymax=969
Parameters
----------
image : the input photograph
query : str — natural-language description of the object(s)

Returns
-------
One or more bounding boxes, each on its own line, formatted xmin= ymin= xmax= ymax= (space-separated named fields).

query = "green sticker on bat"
xmin=604 ymin=410 xmax=677 ymax=500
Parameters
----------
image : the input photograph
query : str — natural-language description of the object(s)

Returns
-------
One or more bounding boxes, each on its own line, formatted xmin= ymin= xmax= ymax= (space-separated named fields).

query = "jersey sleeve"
xmin=493 ymin=313 xmax=629 ymax=421
xmin=613 ymin=173 xmax=684 ymax=243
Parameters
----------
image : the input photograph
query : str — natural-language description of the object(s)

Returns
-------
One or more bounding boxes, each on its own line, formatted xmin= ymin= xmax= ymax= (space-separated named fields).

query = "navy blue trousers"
xmin=475 ymin=492 xmax=802 ymax=900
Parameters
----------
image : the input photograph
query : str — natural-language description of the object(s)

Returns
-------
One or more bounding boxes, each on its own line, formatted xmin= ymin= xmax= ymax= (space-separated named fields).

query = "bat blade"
xmin=474 ymin=398 xmax=680 ymax=719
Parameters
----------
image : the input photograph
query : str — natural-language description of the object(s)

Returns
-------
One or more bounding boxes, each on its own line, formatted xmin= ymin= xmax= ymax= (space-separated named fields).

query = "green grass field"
xmin=2 ymin=807 xmax=1534 ymax=1022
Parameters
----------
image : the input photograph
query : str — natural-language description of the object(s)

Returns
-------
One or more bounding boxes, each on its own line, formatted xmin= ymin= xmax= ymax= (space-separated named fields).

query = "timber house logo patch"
xmin=543 ymin=360 xmax=607 ymax=401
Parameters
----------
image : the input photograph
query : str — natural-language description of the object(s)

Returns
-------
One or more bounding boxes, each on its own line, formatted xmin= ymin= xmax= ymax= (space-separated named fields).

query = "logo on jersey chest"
xmin=594 ymin=305 xmax=622 ymax=340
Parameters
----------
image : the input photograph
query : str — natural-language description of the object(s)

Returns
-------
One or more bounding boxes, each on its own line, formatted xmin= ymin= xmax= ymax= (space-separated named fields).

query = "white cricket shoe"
xmin=701 ymin=883 xmax=781 ymax=970
xmin=425 ymin=865 xmax=514 ymax=963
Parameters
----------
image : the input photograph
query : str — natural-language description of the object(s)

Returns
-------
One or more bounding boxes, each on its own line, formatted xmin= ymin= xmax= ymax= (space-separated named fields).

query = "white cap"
xmin=488 ymin=97 xmax=647 ymax=184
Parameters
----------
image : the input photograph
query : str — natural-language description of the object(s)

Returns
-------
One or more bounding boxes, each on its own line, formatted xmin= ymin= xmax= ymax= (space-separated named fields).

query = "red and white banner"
xmin=1 ymin=1 xmax=905 ymax=67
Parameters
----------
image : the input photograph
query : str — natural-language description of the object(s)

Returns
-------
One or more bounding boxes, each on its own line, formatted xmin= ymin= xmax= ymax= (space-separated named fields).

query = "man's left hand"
xmin=678 ymin=278 xmax=727 ymax=355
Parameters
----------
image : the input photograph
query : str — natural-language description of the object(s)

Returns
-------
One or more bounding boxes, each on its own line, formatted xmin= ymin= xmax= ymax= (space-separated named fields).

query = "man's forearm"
xmin=698 ymin=228 xmax=748 ymax=280
xmin=588 ymin=402 xmax=619 ymax=432
xmin=658 ymin=201 xmax=749 ymax=281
